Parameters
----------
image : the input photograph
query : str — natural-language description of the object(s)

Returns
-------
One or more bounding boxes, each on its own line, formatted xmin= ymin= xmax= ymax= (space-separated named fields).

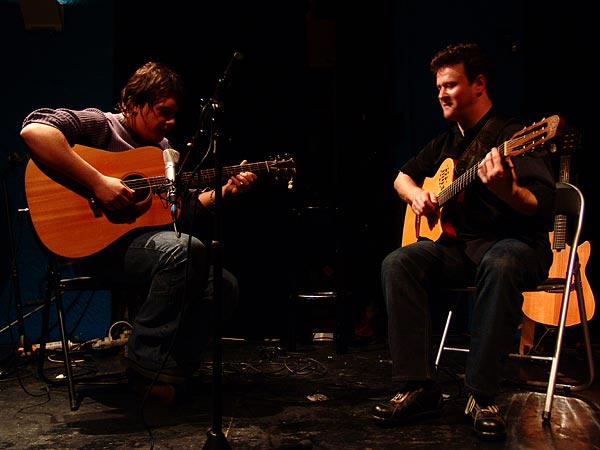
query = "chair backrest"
xmin=554 ymin=181 xmax=584 ymax=248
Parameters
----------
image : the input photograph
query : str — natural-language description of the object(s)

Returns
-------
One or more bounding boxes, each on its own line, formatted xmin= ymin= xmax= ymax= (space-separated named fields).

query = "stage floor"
xmin=0 ymin=335 xmax=599 ymax=449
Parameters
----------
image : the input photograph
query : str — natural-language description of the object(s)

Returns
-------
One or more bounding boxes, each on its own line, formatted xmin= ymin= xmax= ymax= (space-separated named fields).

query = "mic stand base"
xmin=202 ymin=430 xmax=232 ymax=450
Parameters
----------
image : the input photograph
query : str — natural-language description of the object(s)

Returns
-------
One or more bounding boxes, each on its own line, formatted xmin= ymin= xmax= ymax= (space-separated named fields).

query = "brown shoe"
xmin=128 ymin=373 xmax=179 ymax=407
xmin=372 ymin=384 xmax=443 ymax=425
xmin=464 ymin=394 xmax=506 ymax=440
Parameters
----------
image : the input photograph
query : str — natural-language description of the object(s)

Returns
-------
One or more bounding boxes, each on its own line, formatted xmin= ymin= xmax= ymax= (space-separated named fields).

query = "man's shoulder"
xmin=488 ymin=111 xmax=523 ymax=128
xmin=484 ymin=112 xmax=524 ymax=143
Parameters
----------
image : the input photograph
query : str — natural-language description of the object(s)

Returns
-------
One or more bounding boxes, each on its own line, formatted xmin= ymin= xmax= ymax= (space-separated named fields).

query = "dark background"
xmin=1 ymin=0 xmax=597 ymax=347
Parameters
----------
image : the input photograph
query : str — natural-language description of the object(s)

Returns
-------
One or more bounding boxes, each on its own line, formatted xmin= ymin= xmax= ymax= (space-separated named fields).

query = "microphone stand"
xmin=203 ymin=105 xmax=229 ymax=450
xmin=1 ymin=154 xmax=30 ymax=377
xmin=201 ymin=52 xmax=243 ymax=450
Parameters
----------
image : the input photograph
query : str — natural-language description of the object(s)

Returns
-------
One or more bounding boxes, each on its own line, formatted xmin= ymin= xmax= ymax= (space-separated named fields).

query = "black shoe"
xmin=464 ymin=394 xmax=506 ymax=440
xmin=371 ymin=384 xmax=444 ymax=425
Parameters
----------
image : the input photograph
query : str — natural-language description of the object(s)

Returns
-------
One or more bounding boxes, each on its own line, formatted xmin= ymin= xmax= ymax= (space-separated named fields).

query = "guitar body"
xmin=25 ymin=144 xmax=296 ymax=259
xmin=401 ymin=158 xmax=454 ymax=247
xmin=25 ymin=145 xmax=174 ymax=259
xmin=522 ymin=236 xmax=594 ymax=326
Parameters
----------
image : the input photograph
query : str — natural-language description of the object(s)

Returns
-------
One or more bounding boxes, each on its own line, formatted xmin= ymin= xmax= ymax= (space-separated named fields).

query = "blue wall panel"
xmin=1 ymin=0 xmax=115 ymax=351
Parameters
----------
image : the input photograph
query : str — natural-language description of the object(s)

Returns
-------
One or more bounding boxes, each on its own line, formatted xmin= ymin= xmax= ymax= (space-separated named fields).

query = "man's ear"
xmin=474 ymin=74 xmax=486 ymax=96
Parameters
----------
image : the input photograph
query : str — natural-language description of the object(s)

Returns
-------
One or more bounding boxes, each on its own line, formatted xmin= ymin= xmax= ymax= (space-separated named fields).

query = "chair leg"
xmin=435 ymin=310 xmax=453 ymax=369
xmin=37 ymin=275 xmax=53 ymax=382
xmin=334 ymin=292 xmax=348 ymax=354
xmin=573 ymin=271 xmax=596 ymax=392
xmin=42 ymin=261 xmax=79 ymax=411
xmin=54 ymin=285 xmax=78 ymax=411
xmin=437 ymin=271 xmax=595 ymax=422
xmin=542 ymin=267 xmax=595 ymax=420
xmin=571 ymin=267 xmax=595 ymax=392
xmin=287 ymin=294 xmax=297 ymax=352
xmin=542 ymin=290 xmax=570 ymax=421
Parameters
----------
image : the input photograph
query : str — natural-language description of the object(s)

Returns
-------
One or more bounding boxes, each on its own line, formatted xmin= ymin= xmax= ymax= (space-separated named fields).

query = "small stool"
xmin=287 ymin=291 xmax=349 ymax=354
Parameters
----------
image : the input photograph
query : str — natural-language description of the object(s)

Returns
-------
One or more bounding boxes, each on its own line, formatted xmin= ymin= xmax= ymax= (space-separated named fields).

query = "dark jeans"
xmin=380 ymin=238 xmax=552 ymax=398
xmin=78 ymin=230 xmax=239 ymax=372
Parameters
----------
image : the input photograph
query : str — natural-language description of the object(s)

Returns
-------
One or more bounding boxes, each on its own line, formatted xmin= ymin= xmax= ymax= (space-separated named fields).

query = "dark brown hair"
xmin=430 ymin=43 xmax=492 ymax=88
xmin=116 ymin=61 xmax=184 ymax=116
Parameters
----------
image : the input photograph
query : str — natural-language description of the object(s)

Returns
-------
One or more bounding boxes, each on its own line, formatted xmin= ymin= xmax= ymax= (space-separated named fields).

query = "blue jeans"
xmin=380 ymin=237 xmax=552 ymax=398
xmin=78 ymin=230 xmax=238 ymax=372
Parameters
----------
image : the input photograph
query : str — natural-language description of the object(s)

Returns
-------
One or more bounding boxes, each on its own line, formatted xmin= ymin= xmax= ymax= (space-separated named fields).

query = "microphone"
xmin=163 ymin=148 xmax=180 ymax=220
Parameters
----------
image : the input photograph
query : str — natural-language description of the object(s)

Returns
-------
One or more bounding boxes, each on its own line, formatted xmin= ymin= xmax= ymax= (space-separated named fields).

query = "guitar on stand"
xmin=520 ymin=127 xmax=595 ymax=354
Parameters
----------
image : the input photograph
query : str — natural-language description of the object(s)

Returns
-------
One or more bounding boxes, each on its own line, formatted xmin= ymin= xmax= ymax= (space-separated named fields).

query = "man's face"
xmin=435 ymin=63 xmax=481 ymax=123
xmin=130 ymin=97 xmax=178 ymax=144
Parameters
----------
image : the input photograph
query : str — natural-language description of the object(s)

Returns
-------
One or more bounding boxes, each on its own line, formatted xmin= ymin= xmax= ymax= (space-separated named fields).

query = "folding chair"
xmin=435 ymin=181 xmax=595 ymax=421
xmin=37 ymin=256 xmax=135 ymax=411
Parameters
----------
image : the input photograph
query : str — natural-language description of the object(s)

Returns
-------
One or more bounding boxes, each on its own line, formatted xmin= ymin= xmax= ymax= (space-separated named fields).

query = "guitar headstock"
xmin=268 ymin=155 xmax=297 ymax=190
xmin=505 ymin=115 xmax=565 ymax=158
xmin=555 ymin=124 xmax=581 ymax=155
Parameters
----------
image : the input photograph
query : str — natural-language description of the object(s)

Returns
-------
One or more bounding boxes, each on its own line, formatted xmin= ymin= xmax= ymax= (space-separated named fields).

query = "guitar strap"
xmin=455 ymin=114 xmax=513 ymax=175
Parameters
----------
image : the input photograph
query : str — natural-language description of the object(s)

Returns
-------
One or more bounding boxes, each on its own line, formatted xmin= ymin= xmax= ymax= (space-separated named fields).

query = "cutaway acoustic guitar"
xmin=402 ymin=115 xmax=563 ymax=246
xmin=521 ymin=130 xmax=594 ymax=329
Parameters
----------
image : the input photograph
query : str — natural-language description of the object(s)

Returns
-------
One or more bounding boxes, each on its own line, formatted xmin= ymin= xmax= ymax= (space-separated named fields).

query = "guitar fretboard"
xmin=437 ymin=116 xmax=560 ymax=207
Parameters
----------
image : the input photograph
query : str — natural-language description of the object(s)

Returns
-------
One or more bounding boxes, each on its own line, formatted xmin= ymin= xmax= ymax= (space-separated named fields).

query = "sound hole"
xmin=104 ymin=174 xmax=152 ymax=224
xmin=124 ymin=174 xmax=151 ymax=204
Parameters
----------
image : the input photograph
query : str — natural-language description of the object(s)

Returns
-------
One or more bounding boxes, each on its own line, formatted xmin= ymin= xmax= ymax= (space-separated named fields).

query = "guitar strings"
xmin=121 ymin=160 xmax=293 ymax=191
xmin=436 ymin=124 xmax=552 ymax=206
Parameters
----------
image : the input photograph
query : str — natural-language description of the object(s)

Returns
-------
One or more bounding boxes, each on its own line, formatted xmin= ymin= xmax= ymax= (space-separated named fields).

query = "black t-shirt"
xmin=400 ymin=109 xmax=556 ymax=264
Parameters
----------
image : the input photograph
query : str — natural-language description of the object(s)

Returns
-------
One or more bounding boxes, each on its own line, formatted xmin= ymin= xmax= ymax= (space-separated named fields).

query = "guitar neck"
xmin=437 ymin=116 xmax=561 ymax=208
xmin=437 ymin=161 xmax=478 ymax=207
xmin=437 ymin=140 xmax=509 ymax=207
xmin=551 ymin=154 xmax=571 ymax=251
xmin=122 ymin=161 xmax=275 ymax=192
xmin=180 ymin=162 xmax=274 ymax=188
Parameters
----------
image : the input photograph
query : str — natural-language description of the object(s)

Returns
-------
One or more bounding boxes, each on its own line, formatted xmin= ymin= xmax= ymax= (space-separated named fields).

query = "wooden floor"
xmin=0 ymin=334 xmax=599 ymax=450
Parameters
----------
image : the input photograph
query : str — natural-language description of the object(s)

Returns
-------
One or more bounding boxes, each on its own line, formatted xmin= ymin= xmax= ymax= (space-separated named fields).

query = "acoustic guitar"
xmin=521 ymin=131 xmax=594 ymax=327
xmin=24 ymin=144 xmax=296 ymax=259
xmin=402 ymin=115 xmax=563 ymax=246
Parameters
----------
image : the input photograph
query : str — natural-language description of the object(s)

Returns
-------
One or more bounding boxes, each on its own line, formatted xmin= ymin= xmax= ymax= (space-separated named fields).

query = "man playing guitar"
xmin=21 ymin=61 xmax=257 ymax=402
